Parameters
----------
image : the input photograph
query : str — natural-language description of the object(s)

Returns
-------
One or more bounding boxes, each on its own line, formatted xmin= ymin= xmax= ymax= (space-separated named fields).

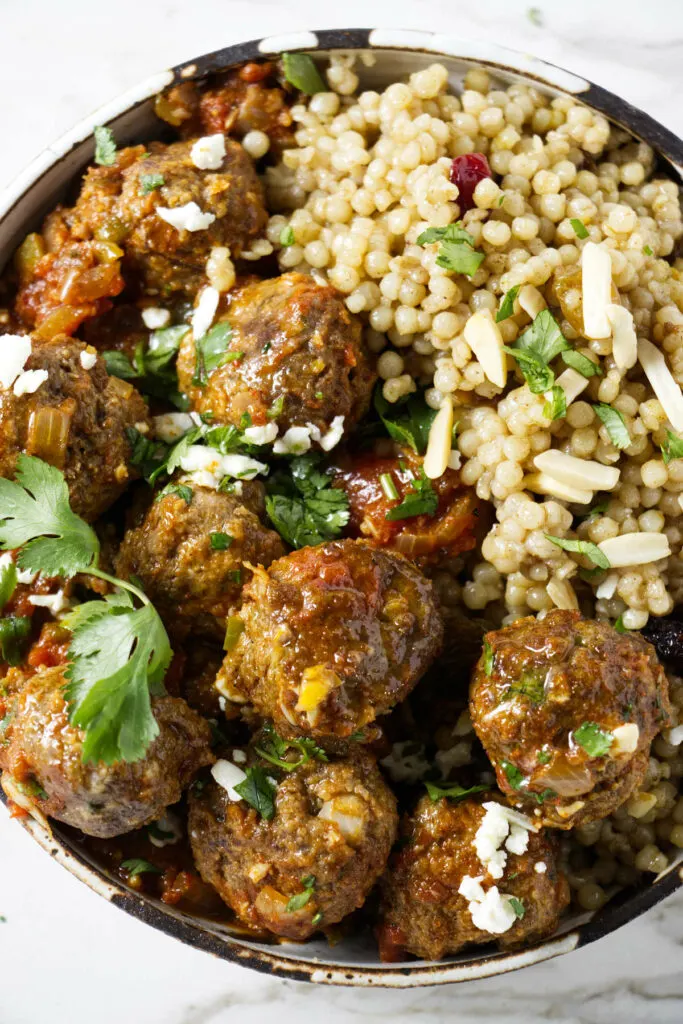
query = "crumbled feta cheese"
xmin=211 ymin=759 xmax=247 ymax=800
xmin=191 ymin=134 xmax=227 ymax=170
xmin=611 ymin=722 xmax=640 ymax=755
xmin=28 ymin=590 xmax=70 ymax=616
xmin=232 ymin=749 xmax=247 ymax=764
xmin=148 ymin=812 xmax=183 ymax=848
xmin=0 ymin=552 xmax=36 ymax=586
xmin=380 ymin=741 xmax=430 ymax=783
xmin=665 ymin=724 xmax=683 ymax=747
xmin=153 ymin=412 xmax=195 ymax=443
xmin=273 ymin=425 xmax=313 ymax=455
xmin=192 ymin=286 xmax=220 ymax=340
xmin=157 ymin=201 xmax=216 ymax=232
xmin=0 ymin=334 xmax=32 ymax=389
xmin=469 ymin=886 xmax=518 ymax=935
xmin=534 ymin=861 xmax=547 ymax=874
xmin=141 ymin=307 xmax=171 ymax=330
xmin=434 ymin=742 xmax=472 ymax=777
xmin=317 ymin=415 xmax=346 ymax=452
xmin=178 ymin=444 xmax=267 ymax=489
xmin=474 ymin=801 xmax=536 ymax=879
xmin=13 ymin=369 xmax=48 ymax=397
xmin=243 ymin=423 xmax=279 ymax=446
xmin=79 ymin=349 xmax=98 ymax=370
xmin=458 ymin=875 xmax=485 ymax=903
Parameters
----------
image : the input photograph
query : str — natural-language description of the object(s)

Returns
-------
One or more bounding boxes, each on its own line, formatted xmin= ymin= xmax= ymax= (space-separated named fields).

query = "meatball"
xmin=114 ymin=482 xmax=285 ymax=641
xmin=330 ymin=448 xmax=479 ymax=565
xmin=189 ymin=748 xmax=397 ymax=939
xmin=217 ymin=539 xmax=443 ymax=739
xmin=469 ymin=611 xmax=673 ymax=828
xmin=0 ymin=664 xmax=213 ymax=838
xmin=377 ymin=793 xmax=569 ymax=961
xmin=0 ymin=335 xmax=150 ymax=521
xmin=177 ymin=273 xmax=376 ymax=445
xmin=68 ymin=139 xmax=267 ymax=294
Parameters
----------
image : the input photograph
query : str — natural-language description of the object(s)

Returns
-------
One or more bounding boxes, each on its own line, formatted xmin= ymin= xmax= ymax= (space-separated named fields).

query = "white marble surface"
xmin=1 ymin=1 xmax=683 ymax=1020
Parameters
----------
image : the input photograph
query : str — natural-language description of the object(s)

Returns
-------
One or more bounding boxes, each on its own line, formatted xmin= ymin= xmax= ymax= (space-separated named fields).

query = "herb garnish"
xmin=265 ymin=454 xmax=350 ymax=549
xmin=660 ymin=430 xmax=683 ymax=464
xmin=286 ymin=875 xmax=316 ymax=912
xmin=0 ymin=561 xmax=17 ymax=609
xmin=279 ymin=226 xmax=295 ymax=246
xmin=545 ymin=535 xmax=611 ymax=570
xmin=482 ymin=639 xmax=494 ymax=676
xmin=508 ymin=896 xmax=525 ymax=919
xmin=121 ymin=858 xmax=162 ymax=878
xmin=543 ymin=385 xmax=566 ymax=421
xmin=192 ymin=322 xmax=234 ymax=387
xmin=0 ymin=616 xmax=32 ymax=666
xmin=570 ymin=218 xmax=589 ymax=240
xmin=501 ymin=761 xmax=525 ymax=790
xmin=93 ymin=126 xmax=116 ymax=166
xmin=385 ymin=468 xmax=438 ymax=521
xmin=593 ymin=403 xmax=631 ymax=450
xmin=140 ymin=173 xmax=165 ymax=195
xmin=573 ymin=721 xmax=613 ymax=757
xmin=209 ymin=532 xmax=233 ymax=551
xmin=643 ymin=244 xmax=654 ymax=256
xmin=233 ymin=765 xmax=277 ymax=819
xmin=254 ymin=722 xmax=328 ymax=773
xmin=561 ymin=350 xmax=602 ymax=378
xmin=503 ymin=310 xmax=571 ymax=393
xmin=416 ymin=223 xmax=485 ymax=277
xmin=424 ymin=781 xmax=488 ymax=802
xmin=156 ymin=483 xmax=193 ymax=504
xmin=374 ymin=387 xmax=437 ymax=454
xmin=503 ymin=670 xmax=545 ymax=704
xmin=614 ymin=614 xmax=629 ymax=634
xmin=0 ymin=456 xmax=172 ymax=765
xmin=282 ymin=53 xmax=326 ymax=95
xmin=537 ymin=749 xmax=551 ymax=764
xmin=104 ymin=324 xmax=191 ymax=411
xmin=496 ymin=285 xmax=520 ymax=323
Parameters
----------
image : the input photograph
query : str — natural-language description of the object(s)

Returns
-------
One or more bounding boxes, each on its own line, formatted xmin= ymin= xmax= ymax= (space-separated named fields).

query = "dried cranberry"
xmin=449 ymin=153 xmax=492 ymax=213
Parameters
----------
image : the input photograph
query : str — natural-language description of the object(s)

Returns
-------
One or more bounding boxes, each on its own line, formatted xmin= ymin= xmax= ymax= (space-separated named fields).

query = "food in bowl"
xmin=1 ymin=48 xmax=683 ymax=966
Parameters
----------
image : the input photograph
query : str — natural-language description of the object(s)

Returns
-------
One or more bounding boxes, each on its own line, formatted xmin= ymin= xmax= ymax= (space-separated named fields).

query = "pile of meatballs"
xmin=0 ymin=61 xmax=675 ymax=963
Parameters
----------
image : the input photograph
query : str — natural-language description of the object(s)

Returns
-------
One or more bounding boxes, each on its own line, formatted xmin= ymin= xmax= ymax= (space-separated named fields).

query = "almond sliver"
xmin=533 ymin=449 xmax=620 ymax=491
xmin=424 ymin=397 xmax=453 ymax=480
xmin=606 ymin=303 xmax=637 ymax=370
xmin=524 ymin=471 xmax=593 ymax=505
xmin=463 ymin=311 xmax=507 ymax=388
xmin=582 ymin=241 xmax=613 ymax=340
xmin=637 ymin=338 xmax=683 ymax=432
xmin=598 ymin=532 xmax=671 ymax=567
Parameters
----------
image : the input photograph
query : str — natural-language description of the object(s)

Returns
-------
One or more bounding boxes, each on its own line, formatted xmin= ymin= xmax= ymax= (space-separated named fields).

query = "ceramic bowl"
xmin=1 ymin=27 xmax=682 ymax=987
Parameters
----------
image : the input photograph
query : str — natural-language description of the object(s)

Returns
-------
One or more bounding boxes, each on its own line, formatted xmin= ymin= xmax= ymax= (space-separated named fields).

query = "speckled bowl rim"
xmin=1 ymin=26 xmax=683 ymax=987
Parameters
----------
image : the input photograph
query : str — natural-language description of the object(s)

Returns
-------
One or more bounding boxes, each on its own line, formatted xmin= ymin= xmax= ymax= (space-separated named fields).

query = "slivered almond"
xmin=547 ymin=578 xmax=579 ymax=610
xmin=606 ymin=304 xmax=637 ymax=370
xmin=582 ymin=241 xmax=613 ymax=339
xmin=611 ymin=723 xmax=640 ymax=755
xmin=637 ymin=338 xmax=683 ymax=432
xmin=463 ymin=311 xmax=507 ymax=388
xmin=554 ymin=367 xmax=589 ymax=406
xmin=533 ymin=450 xmax=620 ymax=491
xmin=598 ymin=532 xmax=671 ymax=567
xmin=424 ymin=397 xmax=453 ymax=479
xmin=518 ymin=284 xmax=546 ymax=319
xmin=524 ymin=472 xmax=593 ymax=505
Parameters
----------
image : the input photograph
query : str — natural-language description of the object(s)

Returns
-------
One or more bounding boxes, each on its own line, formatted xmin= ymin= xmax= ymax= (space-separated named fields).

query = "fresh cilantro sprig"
xmin=424 ymin=781 xmax=487 ymax=802
xmin=140 ymin=173 xmax=165 ymax=195
xmin=385 ymin=467 xmax=438 ymax=521
xmin=254 ymin=722 xmax=328 ymax=773
xmin=192 ymin=322 xmax=236 ymax=387
xmin=545 ymin=534 xmax=611 ymax=570
xmin=104 ymin=324 xmax=190 ymax=410
xmin=417 ymin=223 xmax=485 ymax=277
xmin=573 ymin=721 xmax=613 ymax=757
xmin=660 ymin=430 xmax=683 ymax=464
xmin=374 ymin=388 xmax=437 ymax=454
xmin=265 ymin=454 xmax=350 ymax=549
xmin=543 ymin=385 xmax=567 ymax=421
xmin=121 ymin=858 xmax=162 ymax=878
xmin=94 ymin=126 xmax=116 ymax=166
xmin=593 ymin=403 xmax=631 ymax=450
xmin=0 ymin=455 xmax=173 ymax=765
xmin=286 ymin=875 xmax=316 ymax=912
xmin=233 ymin=765 xmax=277 ymax=819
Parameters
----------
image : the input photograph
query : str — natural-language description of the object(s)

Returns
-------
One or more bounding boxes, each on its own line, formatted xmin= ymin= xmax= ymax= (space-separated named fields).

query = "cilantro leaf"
xmin=144 ymin=325 xmax=190 ymax=374
xmin=0 ymin=561 xmax=17 ymax=610
xmin=496 ymin=285 xmax=520 ymax=323
xmin=255 ymin=722 xmax=328 ymax=773
xmin=482 ymin=639 xmax=494 ymax=676
xmin=103 ymin=351 xmax=138 ymax=379
xmin=192 ymin=322 xmax=234 ymax=387
xmin=614 ymin=614 xmax=628 ymax=633
xmin=545 ymin=534 xmax=611 ymax=569
xmin=104 ymin=325 xmax=190 ymax=410
xmin=374 ymin=387 xmax=437 ymax=454
xmin=0 ymin=616 xmax=31 ymax=667
xmin=424 ymin=781 xmax=488 ymax=802
xmin=593 ymin=403 xmax=631 ymax=450
xmin=94 ymin=126 xmax=116 ymax=166
xmin=385 ymin=467 xmax=438 ymax=521
xmin=543 ymin=385 xmax=567 ymax=421
xmin=286 ymin=875 xmax=316 ymax=912
xmin=660 ymin=430 xmax=683 ymax=464
xmin=501 ymin=761 xmax=525 ymax=790
xmin=125 ymin=428 xmax=170 ymax=484
xmin=62 ymin=591 xmax=171 ymax=765
xmin=0 ymin=455 xmax=100 ymax=577
xmin=508 ymin=896 xmax=525 ymax=919
xmin=265 ymin=454 xmax=350 ymax=548
xmin=156 ymin=483 xmax=193 ymax=504
xmin=121 ymin=858 xmax=162 ymax=877
xmin=140 ymin=173 xmax=165 ymax=195
xmin=537 ymin=749 xmax=551 ymax=764
xmin=515 ymin=309 xmax=571 ymax=365
xmin=279 ymin=226 xmax=295 ymax=246
xmin=573 ymin=721 xmax=613 ymax=758
xmin=503 ymin=346 xmax=554 ymax=394
xmin=561 ymin=349 xmax=602 ymax=378
xmin=570 ymin=218 xmax=589 ymax=239
xmin=209 ymin=532 xmax=233 ymax=551
xmin=233 ymin=765 xmax=277 ymax=819
xmin=417 ymin=222 xmax=484 ymax=277
xmin=503 ymin=670 xmax=545 ymax=704
xmin=282 ymin=53 xmax=326 ymax=95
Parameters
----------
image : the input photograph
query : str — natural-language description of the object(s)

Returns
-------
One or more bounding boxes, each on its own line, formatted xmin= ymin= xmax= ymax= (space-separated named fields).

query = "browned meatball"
xmin=114 ymin=482 xmax=285 ymax=642
xmin=217 ymin=539 xmax=443 ymax=739
xmin=377 ymin=793 xmax=569 ymax=961
xmin=68 ymin=139 xmax=267 ymax=294
xmin=189 ymin=749 xmax=397 ymax=939
xmin=469 ymin=611 xmax=673 ymax=828
xmin=0 ymin=335 xmax=150 ymax=521
xmin=177 ymin=273 xmax=376 ymax=444
xmin=0 ymin=664 xmax=213 ymax=838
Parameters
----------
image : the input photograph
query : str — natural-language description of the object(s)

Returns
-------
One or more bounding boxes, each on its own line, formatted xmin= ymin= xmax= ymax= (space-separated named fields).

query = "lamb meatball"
xmin=114 ymin=482 xmax=285 ymax=642
xmin=69 ymin=139 xmax=267 ymax=294
xmin=377 ymin=793 xmax=569 ymax=961
xmin=177 ymin=273 xmax=376 ymax=445
xmin=0 ymin=663 xmax=213 ymax=838
xmin=217 ymin=539 xmax=443 ymax=739
xmin=469 ymin=611 xmax=673 ymax=828
xmin=0 ymin=334 xmax=150 ymax=521
xmin=189 ymin=748 xmax=397 ymax=939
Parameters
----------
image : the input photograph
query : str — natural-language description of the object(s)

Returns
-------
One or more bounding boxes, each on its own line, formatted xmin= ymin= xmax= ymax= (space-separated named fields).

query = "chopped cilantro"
xmin=424 ymin=781 xmax=488 ymax=802
xmin=255 ymin=722 xmax=328 ymax=773
xmin=286 ymin=875 xmax=316 ymax=912
xmin=501 ymin=761 xmax=525 ymax=791
xmin=543 ymin=385 xmax=567 ymax=421
xmin=545 ymin=535 xmax=611 ymax=570
xmin=209 ymin=532 xmax=233 ymax=551
xmin=503 ymin=670 xmax=545 ymax=704
xmin=16 ymin=777 xmax=48 ymax=801
xmin=417 ymin=222 xmax=485 ymax=277
xmin=504 ymin=310 xmax=570 ymax=394
xmin=527 ymin=6 xmax=543 ymax=25
xmin=121 ymin=858 xmax=162 ymax=878
xmin=380 ymin=472 xmax=399 ymax=501
xmin=233 ymin=765 xmax=277 ymax=819
xmin=614 ymin=614 xmax=629 ymax=634
xmin=482 ymin=639 xmax=494 ymax=676
xmin=495 ymin=285 xmax=520 ymax=323
xmin=508 ymin=896 xmax=525 ymax=919
xmin=643 ymin=244 xmax=654 ymax=256
xmin=561 ymin=350 xmax=602 ymax=378
xmin=282 ymin=53 xmax=326 ymax=94
xmin=192 ymin=322 xmax=234 ymax=387
xmin=374 ymin=387 xmax=437 ymax=454
xmin=140 ymin=173 xmax=165 ymax=195
xmin=537 ymin=749 xmax=551 ymax=764
xmin=593 ymin=403 xmax=631 ymax=450
xmin=311 ymin=911 xmax=323 ymax=926
xmin=573 ymin=721 xmax=613 ymax=758
xmin=93 ymin=126 xmax=116 ymax=166
xmin=265 ymin=454 xmax=350 ymax=549
xmin=570 ymin=218 xmax=589 ymax=240
xmin=104 ymin=324 xmax=190 ymax=411
xmin=279 ymin=226 xmax=295 ymax=246
xmin=385 ymin=468 xmax=438 ymax=521
xmin=660 ymin=430 xmax=683 ymax=464
xmin=156 ymin=483 xmax=193 ymax=505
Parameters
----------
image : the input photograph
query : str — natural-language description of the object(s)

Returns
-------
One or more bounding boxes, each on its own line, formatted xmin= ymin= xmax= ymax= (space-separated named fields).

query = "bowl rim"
xmin=1 ymin=26 xmax=682 ymax=987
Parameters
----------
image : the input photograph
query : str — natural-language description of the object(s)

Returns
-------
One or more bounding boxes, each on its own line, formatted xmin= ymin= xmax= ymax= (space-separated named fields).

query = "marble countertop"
xmin=1 ymin=1 xmax=683 ymax=1020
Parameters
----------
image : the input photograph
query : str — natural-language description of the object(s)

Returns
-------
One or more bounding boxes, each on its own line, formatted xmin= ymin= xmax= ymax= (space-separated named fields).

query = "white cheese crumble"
xmin=13 ymin=369 xmax=48 ymax=397
xmin=141 ymin=307 xmax=171 ymax=330
xmin=611 ymin=722 xmax=640 ymax=755
xmin=211 ymin=759 xmax=247 ymax=801
xmin=232 ymin=749 xmax=247 ymax=764
xmin=665 ymin=724 xmax=683 ymax=747
xmin=192 ymin=286 xmax=220 ymax=340
xmin=178 ymin=444 xmax=267 ymax=489
xmin=310 ymin=415 xmax=346 ymax=452
xmin=28 ymin=590 xmax=70 ymax=616
xmin=0 ymin=334 xmax=32 ymax=389
xmin=243 ymin=423 xmax=279 ymax=446
xmin=474 ymin=802 xmax=536 ymax=880
xmin=190 ymin=134 xmax=227 ymax=170
xmin=534 ymin=861 xmax=547 ymax=874
xmin=153 ymin=412 xmax=195 ymax=442
xmin=380 ymin=741 xmax=430 ymax=784
xmin=458 ymin=875 xmax=519 ymax=935
xmin=148 ymin=812 xmax=183 ymax=848
xmin=79 ymin=349 xmax=98 ymax=370
xmin=157 ymin=202 xmax=216 ymax=233
xmin=0 ymin=552 xmax=36 ymax=585
xmin=273 ymin=425 xmax=314 ymax=455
